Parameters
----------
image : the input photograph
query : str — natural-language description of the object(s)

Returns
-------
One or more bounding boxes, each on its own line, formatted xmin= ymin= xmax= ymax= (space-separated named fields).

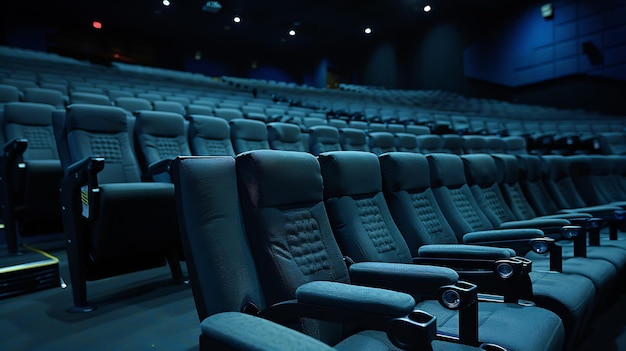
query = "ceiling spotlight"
xmin=423 ymin=5 xmax=432 ymax=12
xmin=162 ymin=0 xmax=170 ymax=6
xmin=364 ymin=27 xmax=372 ymax=35
xmin=288 ymin=29 xmax=296 ymax=36
xmin=92 ymin=21 xmax=102 ymax=30
xmin=202 ymin=1 xmax=222 ymax=13
xmin=233 ymin=16 xmax=241 ymax=23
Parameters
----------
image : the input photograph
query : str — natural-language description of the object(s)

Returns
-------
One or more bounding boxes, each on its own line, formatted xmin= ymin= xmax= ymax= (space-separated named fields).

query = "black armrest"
xmin=3 ymin=138 xmax=28 ymax=156
xmin=200 ymin=312 xmax=335 ymax=351
xmin=146 ymin=158 xmax=174 ymax=178
xmin=417 ymin=244 xmax=514 ymax=260
xmin=259 ymin=281 xmax=440 ymax=350
xmin=348 ymin=262 xmax=459 ymax=298
xmin=461 ymin=228 xmax=553 ymax=255
xmin=63 ymin=156 xmax=105 ymax=220
xmin=66 ymin=156 xmax=105 ymax=179
xmin=415 ymin=244 xmax=533 ymax=302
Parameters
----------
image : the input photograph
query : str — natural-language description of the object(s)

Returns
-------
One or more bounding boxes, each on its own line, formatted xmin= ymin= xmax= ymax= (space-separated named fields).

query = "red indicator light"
xmin=92 ymin=21 xmax=102 ymax=29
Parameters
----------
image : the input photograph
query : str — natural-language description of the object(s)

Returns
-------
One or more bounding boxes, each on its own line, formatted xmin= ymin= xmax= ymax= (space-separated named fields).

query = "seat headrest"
xmin=4 ymin=102 xmax=54 ymax=125
xmin=236 ymin=150 xmax=323 ymax=208
xmin=492 ymin=154 xmax=520 ymax=184
xmin=310 ymin=125 xmax=340 ymax=141
xmin=461 ymin=154 xmax=497 ymax=186
xmin=567 ymin=155 xmax=592 ymax=176
xmin=339 ymin=128 xmax=367 ymax=145
xmin=66 ymin=103 xmax=128 ymax=132
xmin=135 ymin=110 xmax=185 ymax=136
xmin=369 ymin=132 xmax=395 ymax=148
xmin=318 ymin=151 xmax=381 ymax=198
xmin=379 ymin=152 xmax=430 ymax=192
xmin=267 ymin=122 xmax=301 ymax=143
xmin=230 ymin=119 xmax=267 ymax=140
xmin=190 ymin=115 xmax=230 ymax=139
xmin=427 ymin=153 xmax=465 ymax=187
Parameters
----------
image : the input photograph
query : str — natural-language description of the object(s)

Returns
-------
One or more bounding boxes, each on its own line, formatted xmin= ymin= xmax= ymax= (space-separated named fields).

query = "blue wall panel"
xmin=464 ymin=0 xmax=626 ymax=87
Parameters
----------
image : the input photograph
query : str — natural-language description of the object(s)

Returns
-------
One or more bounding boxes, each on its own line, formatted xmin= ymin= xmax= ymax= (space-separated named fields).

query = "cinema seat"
xmin=0 ymin=102 xmax=63 ymax=254
xmin=53 ymin=103 xmax=184 ymax=311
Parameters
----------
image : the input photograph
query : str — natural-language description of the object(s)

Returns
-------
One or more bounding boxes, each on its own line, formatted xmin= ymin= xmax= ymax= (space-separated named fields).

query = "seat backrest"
xmin=267 ymin=122 xmax=306 ymax=152
xmin=491 ymin=154 xmax=540 ymax=221
xmin=462 ymin=135 xmax=487 ymax=154
xmin=542 ymin=155 xmax=589 ymax=209
xmin=339 ymin=127 xmax=369 ymax=152
xmin=152 ymin=100 xmax=186 ymax=115
xmin=517 ymin=154 xmax=562 ymax=216
xmin=230 ymin=118 xmax=270 ymax=154
xmin=114 ymin=97 xmax=153 ymax=114
xmin=484 ymin=136 xmax=507 ymax=154
xmin=428 ymin=153 xmax=496 ymax=235
xmin=502 ymin=136 xmax=527 ymax=155
xmin=188 ymin=115 xmax=236 ymax=156
xmin=440 ymin=135 xmax=464 ymax=155
xmin=394 ymin=132 xmax=420 ymax=153
xmin=318 ymin=151 xmax=414 ymax=264
xmin=3 ymin=102 xmax=59 ymax=160
xmin=21 ymin=88 xmax=67 ymax=109
xmin=0 ymin=84 xmax=21 ymax=106
xmin=404 ymin=125 xmax=431 ymax=136
xmin=236 ymin=150 xmax=350 ymax=344
xmin=308 ymin=125 xmax=341 ymax=156
xmin=63 ymin=104 xmax=142 ymax=184
xmin=134 ymin=110 xmax=191 ymax=182
xmin=379 ymin=152 xmax=461 ymax=255
xmin=568 ymin=155 xmax=623 ymax=204
xmin=214 ymin=107 xmax=244 ymax=121
xmin=461 ymin=154 xmax=520 ymax=227
xmin=173 ymin=156 xmax=267 ymax=322
xmin=136 ymin=92 xmax=163 ymax=102
xmin=416 ymin=134 xmax=442 ymax=153
xmin=186 ymin=104 xmax=215 ymax=117
xmin=70 ymin=92 xmax=111 ymax=106
xmin=368 ymin=132 xmax=397 ymax=155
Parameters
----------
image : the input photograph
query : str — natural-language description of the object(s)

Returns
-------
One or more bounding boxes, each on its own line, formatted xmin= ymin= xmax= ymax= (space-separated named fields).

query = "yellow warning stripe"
xmin=0 ymin=244 xmax=59 ymax=274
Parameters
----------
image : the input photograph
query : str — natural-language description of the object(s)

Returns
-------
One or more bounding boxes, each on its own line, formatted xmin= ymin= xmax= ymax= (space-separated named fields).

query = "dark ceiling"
xmin=3 ymin=0 xmax=534 ymax=63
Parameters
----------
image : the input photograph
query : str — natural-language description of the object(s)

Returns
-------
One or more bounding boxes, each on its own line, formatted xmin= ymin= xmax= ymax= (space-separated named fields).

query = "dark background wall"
xmin=2 ymin=0 xmax=626 ymax=115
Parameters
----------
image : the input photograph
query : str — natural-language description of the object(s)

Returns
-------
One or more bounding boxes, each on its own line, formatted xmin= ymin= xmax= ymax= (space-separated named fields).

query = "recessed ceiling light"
xmin=288 ymin=29 xmax=296 ymax=36
xmin=364 ymin=27 xmax=372 ymax=34
xmin=233 ymin=16 xmax=241 ymax=23
xmin=162 ymin=0 xmax=170 ymax=6
xmin=423 ymin=5 xmax=432 ymax=12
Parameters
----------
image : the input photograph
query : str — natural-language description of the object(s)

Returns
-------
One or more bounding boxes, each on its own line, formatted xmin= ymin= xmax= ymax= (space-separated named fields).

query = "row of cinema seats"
xmin=4 ymin=80 xmax=626 ymax=158
xmin=2 ymin=100 xmax=626 ymax=349
xmin=172 ymin=149 xmax=626 ymax=351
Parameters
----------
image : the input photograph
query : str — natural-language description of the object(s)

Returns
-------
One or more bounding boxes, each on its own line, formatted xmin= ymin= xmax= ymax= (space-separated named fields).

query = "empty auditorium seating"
xmin=308 ymin=125 xmax=342 ymax=155
xmin=266 ymin=122 xmax=306 ymax=152
xmin=173 ymin=155 xmax=481 ymax=351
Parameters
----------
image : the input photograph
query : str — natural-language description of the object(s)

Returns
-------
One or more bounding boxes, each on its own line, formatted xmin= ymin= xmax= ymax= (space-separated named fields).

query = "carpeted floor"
xmin=0 ymin=240 xmax=625 ymax=351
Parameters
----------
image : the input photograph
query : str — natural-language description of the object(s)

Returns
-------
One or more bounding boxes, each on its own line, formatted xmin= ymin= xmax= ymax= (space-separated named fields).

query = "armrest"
xmin=462 ymin=228 xmax=553 ymax=255
xmin=65 ymin=156 xmax=105 ymax=179
xmin=498 ymin=218 xmax=570 ymax=230
xmin=146 ymin=158 xmax=174 ymax=178
xmin=3 ymin=138 xmax=28 ymax=156
xmin=417 ymin=244 xmax=514 ymax=260
xmin=348 ymin=262 xmax=459 ymax=298
xmin=62 ymin=156 xmax=105 ymax=220
xmin=260 ymin=281 xmax=441 ymax=349
xmin=200 ymin=312 xmax=335 ymax=351
xmin=415 ymin=244 xmax=534 ymax=302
